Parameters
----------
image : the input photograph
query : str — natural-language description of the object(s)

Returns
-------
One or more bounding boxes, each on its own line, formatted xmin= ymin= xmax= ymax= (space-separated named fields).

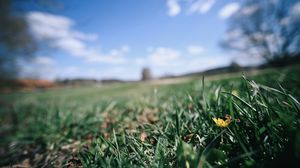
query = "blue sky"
xmin=20 ymin=0 xmax=262 ymax=80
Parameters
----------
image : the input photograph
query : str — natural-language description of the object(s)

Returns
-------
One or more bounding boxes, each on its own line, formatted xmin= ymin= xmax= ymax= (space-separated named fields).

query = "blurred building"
xmin=141 ymin=68 xmax=152 ymax=81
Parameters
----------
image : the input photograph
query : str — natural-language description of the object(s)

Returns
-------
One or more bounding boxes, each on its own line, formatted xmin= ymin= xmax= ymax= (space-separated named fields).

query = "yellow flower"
xmin=212 ymin=117 xmax=231 ymax=128
xmin=231 ymin=90 xmax=238 ymax=96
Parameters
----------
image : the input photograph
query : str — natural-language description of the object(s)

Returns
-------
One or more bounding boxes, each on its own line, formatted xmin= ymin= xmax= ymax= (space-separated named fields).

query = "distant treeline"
xmin=0 ymin=79 xmax=56 ymax=92
xmin=0 ymin=78 xmax=128 ymax=92
xmin=1 ymin=55 xmax=300 ymax=92
xmin=160 ymin=54 xmax=300 ymax=79
xmin=55 ymin=78 xmax=126 ymax=86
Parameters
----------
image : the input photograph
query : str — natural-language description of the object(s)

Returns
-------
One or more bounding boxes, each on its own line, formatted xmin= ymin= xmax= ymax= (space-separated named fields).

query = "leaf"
xmin=205 ymin=148 xmax=227 ymax=165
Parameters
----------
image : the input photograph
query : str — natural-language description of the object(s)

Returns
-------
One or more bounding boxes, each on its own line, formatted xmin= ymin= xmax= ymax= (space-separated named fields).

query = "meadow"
xmin=1 ymin=65 xmax=300 ymax=167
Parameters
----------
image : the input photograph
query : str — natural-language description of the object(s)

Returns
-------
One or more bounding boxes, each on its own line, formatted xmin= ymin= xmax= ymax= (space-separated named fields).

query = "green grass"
xmin=1 ymin=65 xmax=300 ymax=167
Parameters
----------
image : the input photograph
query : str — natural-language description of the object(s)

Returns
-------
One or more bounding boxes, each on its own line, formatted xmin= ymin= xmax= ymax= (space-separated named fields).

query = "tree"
xmin=0 ymin=0 xmax=36 ymax=79
xmin=229 ymin=61 xmax=241 ymax=72
xmin=221 ymin=0 xmax=300 ymax=66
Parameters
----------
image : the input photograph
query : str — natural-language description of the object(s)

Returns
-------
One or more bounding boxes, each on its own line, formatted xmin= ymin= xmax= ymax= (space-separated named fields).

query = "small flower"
xmin=231 ymin=90 xmax=239 ymax=96
xmin=212 ymin=117 xmax=231 ymax=128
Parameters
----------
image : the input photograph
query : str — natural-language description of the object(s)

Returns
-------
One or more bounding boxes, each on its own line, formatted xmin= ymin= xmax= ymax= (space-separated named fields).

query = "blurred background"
xmin=1 ymin=0 xmax=300 ymax=91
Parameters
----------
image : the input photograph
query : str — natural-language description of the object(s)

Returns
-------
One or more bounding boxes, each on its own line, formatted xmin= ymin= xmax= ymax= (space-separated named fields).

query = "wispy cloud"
xmin=20 ymin=56 xmax=56 ymax=79
xmin=292 ymin=2 xmax=300 ymax=17
xmin=184 ymin=55 xmax=231 ymax=72
xmin=85 ymin=45 xmax=130 ymax=64
xmin=279 ymin=2 xmax=300 ymax=26
xmin=63 ymin=66 xmax=79 ymax=74
xmin=166 ymin=0 xmax=181 ymax=16
xmin=219 ymin=2 xmax=240 ymax=19
xmin=53 ymin=37 xmax=86 ymax=57
xmin=188 ymin=0 xmax=216 ymax=14
xmin=223 ymin=28 xmax=243 ymax=40
xmin=148 ymin=47 xmax=181 ymax=66
xmin=279 ymin=17 xmax=291 ymax=26
xmin=166 ymin=0 xmax=217 ymax=16
xmin=57 ymin=66 xmax=134 ymax=80
xmin=135 ymin=47 xmax=181 ymax=68
xmin=26 ymin=12 xmax=97 ymax=42
xmin=240 ymin=4 xmax=259 ymax=16
xmin=33 ymin=56 xmax=55 ymax=65
xmin=26 ymin=11 xmax=130 ymax=64
xmin=134 ymin=46 xmax=233 ymax=78
xmin=187 ymin=45 xmax=205 ymax=55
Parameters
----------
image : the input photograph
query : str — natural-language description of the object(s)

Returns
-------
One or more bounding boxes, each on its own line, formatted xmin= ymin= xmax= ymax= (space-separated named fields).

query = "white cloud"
xmin=187 ymin=45 xmax=205 ymax=55
xmin=234 ymin=52 xmax=265 ymax=66
xmin=120 ymin=45 xmax=130 ymax=53
xmin=86 ymin=55 xmax=126 ymax=64
xmin=166 ymin=0 xmax=217 ymax=16
xmin=148 ymin=47 xmax=181 ymax=66
xmin=135 ymin=46 xmax=233 ymax=78
xmin=224 ymin=28 xmax=243 ymax=40
xmin=64 ymin=66 xmax=79 ymax=74
xmin=226 ymin=36 xmax=251 ymax=50
xmin=188 ymin=0 xmax=216 ymax=14
xmin=251 ymin=32 xmax=265 ymax=42
xmin=166 ymin=0 xmax=181 ymax=16
xmin=240 ymin=4 xmax=259 ymax=16
xmin=292 ymin=2 xmax=300 ymax=15
xmin=19 ymin=56 xmax=56 ymax=79
xmin=72 ymin=31 xmax=98 ymax=41
xmin=54 ymin=37 xmax=86 ymax=57
xmin=26 ymin=12 xmax=73 ymax=40
xmin=265 ymin=34 xmax=285 ymax=53
xmin=278 ymin=2 xmax=300 ymax=26
xmin=219 ymin=3 xmax=240 ymax=19
xmin=280 ymin=17 xmax=291 ymax=26
xmin=135 ymin=58 xmax=146 ymax=65
xmin=33 ymin=56 xmax=55 ymax=65
xmin=185 ymin=56 xmax=231 ymax=72
xmin=136 ymin=47 xmax=181 ymax=68
xmin=85 ymin=46 xmax=130 ymax=64
xmin=26 ymin=12 xmax=97 ymax=42
xmin=26 ymin=11 xmax=130 ymax=64
xmin=56 ymin=66 xmax=132 ymax=80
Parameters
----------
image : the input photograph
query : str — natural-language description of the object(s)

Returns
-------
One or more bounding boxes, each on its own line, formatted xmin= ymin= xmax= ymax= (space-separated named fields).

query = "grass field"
xmin=1 ymin=65 xmax=300 ymax=167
